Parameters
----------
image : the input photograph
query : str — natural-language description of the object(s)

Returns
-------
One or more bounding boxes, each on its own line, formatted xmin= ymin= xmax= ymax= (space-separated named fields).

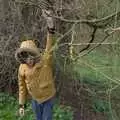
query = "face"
xmin=26 ymin=57 xmax=35 ymax=67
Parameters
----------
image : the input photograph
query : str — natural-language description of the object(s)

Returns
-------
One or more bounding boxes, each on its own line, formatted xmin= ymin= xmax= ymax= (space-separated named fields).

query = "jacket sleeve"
xmin=45 ymin=32 xmax=54 ymax=53
xmin=18 ymin=65 xmax=27 ymax=105
xmin=44 ymin=32 xmax=54 ymax=65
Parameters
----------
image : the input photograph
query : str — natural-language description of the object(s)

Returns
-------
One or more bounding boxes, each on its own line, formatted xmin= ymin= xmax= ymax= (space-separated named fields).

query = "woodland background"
xmin=0 ymin=0 xmax=120 ymax=120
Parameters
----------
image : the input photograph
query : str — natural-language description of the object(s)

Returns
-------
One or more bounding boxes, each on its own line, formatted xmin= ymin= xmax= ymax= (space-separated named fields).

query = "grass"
xmin=0 ymin=93 xmax=73 ymax=120
xmin=53 ymin=46 xmax=120 ymax=120
xmin=73 ymin=49 xmax=120 ymax=84
xmin=71 ymin=49 xmax=120 ymax=119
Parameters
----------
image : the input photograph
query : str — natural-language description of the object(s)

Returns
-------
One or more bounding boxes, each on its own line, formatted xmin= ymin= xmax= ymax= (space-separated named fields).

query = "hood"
xmin=15 ymin=40 xmax=40 ymax=63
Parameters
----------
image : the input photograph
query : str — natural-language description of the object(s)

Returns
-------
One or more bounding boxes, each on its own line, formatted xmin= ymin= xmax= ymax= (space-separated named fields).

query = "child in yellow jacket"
xmin=15 ymin=10 xmax=56 ymax=120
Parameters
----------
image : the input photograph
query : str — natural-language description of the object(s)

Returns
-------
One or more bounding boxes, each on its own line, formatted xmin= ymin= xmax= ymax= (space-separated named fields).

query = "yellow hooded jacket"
xmin=17 ymin=33 xmax=56 ymax=105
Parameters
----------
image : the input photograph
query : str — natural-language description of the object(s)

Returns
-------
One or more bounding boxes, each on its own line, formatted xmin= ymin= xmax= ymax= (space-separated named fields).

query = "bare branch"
xmin=105 ymin=27 xmax=120 ymax=34
xmin=74 ymin=34 xmax=110 ymax=60
xmin=79 ymin=27 xmax=97 ymax=53
xmin=52 ymin=11 xmax=120 ymax=23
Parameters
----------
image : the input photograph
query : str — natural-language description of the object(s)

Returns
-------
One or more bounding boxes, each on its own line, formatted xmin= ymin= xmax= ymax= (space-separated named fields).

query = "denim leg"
xmin=42 ymin=97 xmax=54 ymax=120
xmin=32 ymin=99 xmax=43 ymax=120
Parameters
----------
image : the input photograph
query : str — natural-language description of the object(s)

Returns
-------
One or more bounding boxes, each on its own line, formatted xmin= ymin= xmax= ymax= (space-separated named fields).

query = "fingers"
xmin=46 ymin=16 xmax=54 ymax=29
xmin=19 ymin=108 xmax=25 ymax=117
xmin=42 ymin=9 xmax=55 ymax=31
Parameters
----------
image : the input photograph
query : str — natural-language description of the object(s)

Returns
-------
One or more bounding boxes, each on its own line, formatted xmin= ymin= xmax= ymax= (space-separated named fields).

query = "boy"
xmin=15 ymin=10 xmax=56 ymax=120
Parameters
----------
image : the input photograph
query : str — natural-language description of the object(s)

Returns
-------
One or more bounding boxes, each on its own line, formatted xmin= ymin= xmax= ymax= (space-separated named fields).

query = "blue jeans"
xmin=32 ymin=97 xmax=54 ymax=120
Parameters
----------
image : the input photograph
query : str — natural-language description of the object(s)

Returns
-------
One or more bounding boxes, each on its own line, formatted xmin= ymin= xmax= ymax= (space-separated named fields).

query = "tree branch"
xmin=74 ymin=34 xmax=110 ymax=61
xmin=52 ymin=11 xmax=120 ymax=24
xmin=79 ymin=27 xmax=97 ymax=53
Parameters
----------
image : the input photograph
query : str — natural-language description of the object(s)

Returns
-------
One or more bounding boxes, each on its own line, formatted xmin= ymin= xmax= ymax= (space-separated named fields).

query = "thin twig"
xmin=79 ymin=59 xmax=120 ymax=85
xmin=58 ymin=42 xmax=117 ymax=47
xmin=15 ymin=1 xmax=120 ymax=24
xmin=79 ymin=27 xmax=97 ymax=53
xmin=50 ymin=23 xmax=78 ymax=52
xmin=52 ymin=11 xmax=120 ymax=23
xmin=74 ymin=34 xmax=110 ymax=60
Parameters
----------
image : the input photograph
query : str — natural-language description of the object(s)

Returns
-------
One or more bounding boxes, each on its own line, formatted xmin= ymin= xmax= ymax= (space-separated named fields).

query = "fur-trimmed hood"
xmin=15 ymin=40 xmax=40 ymax=63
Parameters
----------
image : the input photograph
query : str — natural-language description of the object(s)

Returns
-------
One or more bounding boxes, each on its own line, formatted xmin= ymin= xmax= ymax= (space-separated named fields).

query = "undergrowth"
xmin=0 ymin=93 xmax=73 ymax=120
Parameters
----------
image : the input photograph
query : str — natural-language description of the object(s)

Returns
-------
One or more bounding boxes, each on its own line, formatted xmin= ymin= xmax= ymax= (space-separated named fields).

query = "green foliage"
xmin=92 ymin=99 xmax=109 ymax=113
xmin=0 ymin=93 xmax=17 ymax=120
xmin=61 ymin=49 xmax=120 ymax=120
xmin=92 ymin=98 xmax=120 ymax=120
xmin=53 ymin=105 xmax=73 ymax=120
xmin=0 ymin=93 xmax=73 ymax=120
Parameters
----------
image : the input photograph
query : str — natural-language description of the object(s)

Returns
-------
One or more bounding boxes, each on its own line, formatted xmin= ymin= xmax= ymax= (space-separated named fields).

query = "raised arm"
xmin=45 ymin=32 xmax=54 ymax=52
xmin=42 ymin=9 xmax=55 ymax=53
